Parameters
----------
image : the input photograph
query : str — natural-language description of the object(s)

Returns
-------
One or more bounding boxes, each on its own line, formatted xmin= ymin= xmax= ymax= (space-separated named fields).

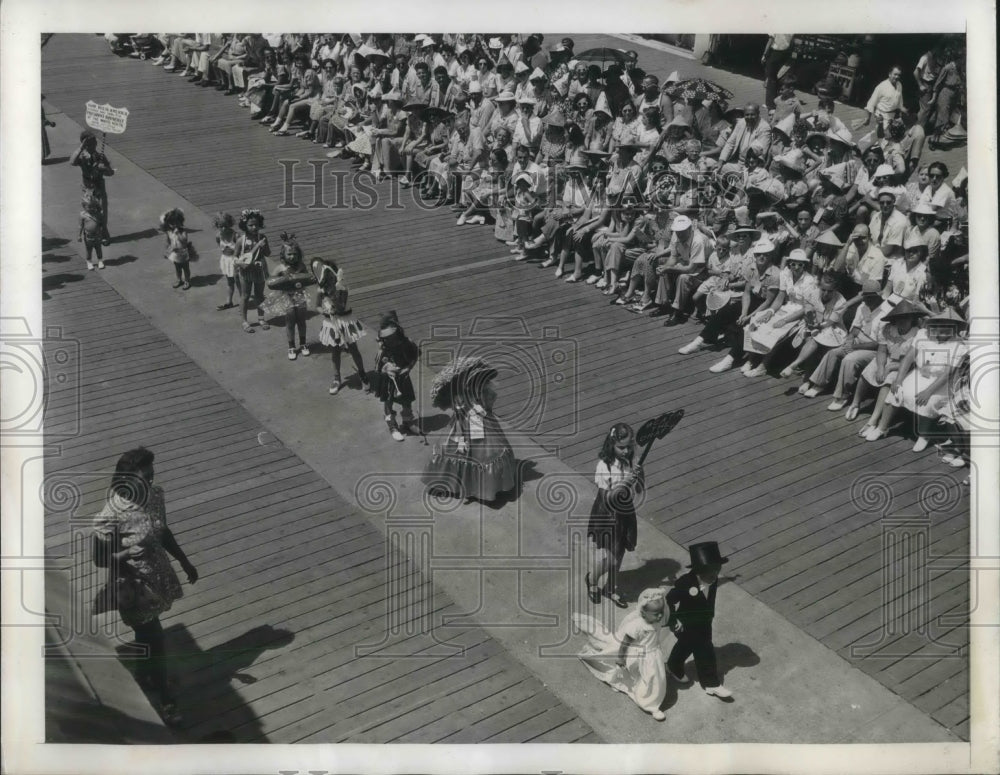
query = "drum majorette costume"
xmin=422 ymin=356 xmax=516 ymax=502
xmin=311 ymin=259 xmax=369 ymax=394
xmin=372 ymin=311 xmax=419 ymax=441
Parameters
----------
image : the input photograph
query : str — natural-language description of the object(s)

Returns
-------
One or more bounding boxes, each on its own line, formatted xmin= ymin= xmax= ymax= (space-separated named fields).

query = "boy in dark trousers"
xmin=373 ymin=311 xmax=419 ymax=442
xmin=666 ymin=541 xmax=733 ymax=699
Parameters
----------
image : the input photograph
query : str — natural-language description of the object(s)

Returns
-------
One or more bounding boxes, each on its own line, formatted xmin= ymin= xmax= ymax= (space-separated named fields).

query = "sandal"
xmin=242 ymin=321 xmax=255 ymax=333
xmin=585 ymin=573 xmax=601 ymax=604
xmin=603 ymin=588 xmax=628 ymax=609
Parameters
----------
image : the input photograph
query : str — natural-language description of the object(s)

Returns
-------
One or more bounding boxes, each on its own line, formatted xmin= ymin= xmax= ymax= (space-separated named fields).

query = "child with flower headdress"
xmin=159 ymin=208 xmax=197 ymax=290
xmin=213 ymin=212 xmax=239 ymax=310
xmin=234 ymin=208 xmax=271 ymax=333
xmin=372 ymin=311 xmax=419 ymax=442
xmin=263 ymin=232 xmax=313 ymax=360
xmin=572 ymin=586 xmax=669 ymax=721
xmin=422 ymin=356 xmax=516 ymax=503
xmin=311 ymin=257 xmax=369 ymax=395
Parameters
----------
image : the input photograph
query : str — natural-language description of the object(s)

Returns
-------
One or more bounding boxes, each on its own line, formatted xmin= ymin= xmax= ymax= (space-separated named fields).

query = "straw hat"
xmin=494 ymin=90 xmax=516 ymax=103
xmin=926 ymin=308 xmax=965 ymax=326
xmin=902 ymin=231 xmax=927 ymax=250
xmin=752 ymin=238 xmax=776 ymax=254
xmin=787 ymin=248 xmax=811 ymax=264
xmin=775 ymin=149 xmax=806 ymax=176
xmin=429 ymin=356 xmax=498 ymax=411
xmin=882 ymin=300 xmax=927 ymax=322
xmin=772 ymin=113 xmax=797 ymax=139
xmin=873 ymin=164 xmax=896 ymax=180
xmin=671 ymin=214 xmax=693 ymax=232
xmin=815 ymin=230 xmax=844 ymax=248
xmin=819 ymin=162 xmax=849 ymax=192
xmin=910 ymin=201 xmax=937 ymax=217
xmin=826 ymin=127 xmax=857 ymax=149
xmin=529 ymin=67 xmax=548 ymax=82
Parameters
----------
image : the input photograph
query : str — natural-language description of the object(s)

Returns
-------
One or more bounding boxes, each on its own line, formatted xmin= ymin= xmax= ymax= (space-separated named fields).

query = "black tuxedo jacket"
xmin=666 ymin=571 xmax=717 ymax=631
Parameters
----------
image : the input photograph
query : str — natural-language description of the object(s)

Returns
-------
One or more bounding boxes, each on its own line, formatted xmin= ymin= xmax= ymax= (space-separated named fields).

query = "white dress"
xmin=573 ymin=609 xmax=667 ymax=714
xmin=744 ymin=269 xmax=819 ymax=355
xmin=886 ymin=330 xmax=968 ymax=419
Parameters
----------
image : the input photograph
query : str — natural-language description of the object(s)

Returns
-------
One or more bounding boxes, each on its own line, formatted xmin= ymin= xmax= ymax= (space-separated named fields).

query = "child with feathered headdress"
xmin=311 ymin=257 xmax=369 ymax=395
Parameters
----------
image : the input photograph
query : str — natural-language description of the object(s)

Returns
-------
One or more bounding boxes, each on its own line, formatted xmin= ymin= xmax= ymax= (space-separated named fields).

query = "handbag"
xmin=267 ymin=272 xmax=317 ymax=292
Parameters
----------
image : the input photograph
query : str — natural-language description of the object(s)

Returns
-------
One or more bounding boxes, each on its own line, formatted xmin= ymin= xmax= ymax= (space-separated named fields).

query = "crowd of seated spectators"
xmin=121 ymin=33 xmax=974 ymax=467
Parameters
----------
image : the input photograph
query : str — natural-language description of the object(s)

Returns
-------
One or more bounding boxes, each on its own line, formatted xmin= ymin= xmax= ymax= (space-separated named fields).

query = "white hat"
xmin=876 ymin=186 xmax=898 ymax=200
xmin=467 ymin=80 xmax=483 ymax=94
xmin=671 ymin=214 xmax=693 ymax=231
xmin=665 ymin=70 xmax=680 ymax=83
xmin=787 ymin=248 xmax=811 ymax=263
xmin=910 ymin=201 xmax=937 ymax=217
xmin=752 ymin=238 xmax=776 ymax=253
xmin=529 ymin=67 xmax=547 ymax=82
xmin=421 ymin=38 xmax=435 ymax=49
xmin=903 ymin=231 xmax=927 ymax=250
xmin=494 ymin=90 xmax=516 ymax=103
xmin=568 ymin=59 xmax=580 ymax=70
xmin=873 ymin=164 xmax=895 ymax=179
xmin=514 ymin=171 xmax=534 ymax=186
xmin=488 ymin=37 xmax=502 ymax=49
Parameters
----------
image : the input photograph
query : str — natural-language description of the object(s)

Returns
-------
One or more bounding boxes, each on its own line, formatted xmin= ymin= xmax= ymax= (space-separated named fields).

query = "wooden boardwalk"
xmin=42 ymin=34 xmax=970 ymax=740
xmin=41 ymin=227 xmax=598 ymax=744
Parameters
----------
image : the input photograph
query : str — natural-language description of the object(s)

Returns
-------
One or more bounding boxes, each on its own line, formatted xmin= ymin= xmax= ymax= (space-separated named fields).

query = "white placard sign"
xmin=84 ymin=101 xmax=129 ymax=134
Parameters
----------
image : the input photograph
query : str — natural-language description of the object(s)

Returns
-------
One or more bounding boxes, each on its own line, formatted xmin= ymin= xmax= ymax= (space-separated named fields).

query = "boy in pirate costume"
xmin=373 ymin=311 xmax=419 ymax=442
xmin=665 ymin=541 xmax=734 ymax=700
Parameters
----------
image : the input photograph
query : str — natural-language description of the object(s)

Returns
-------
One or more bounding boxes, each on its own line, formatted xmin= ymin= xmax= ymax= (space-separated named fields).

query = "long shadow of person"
xmin=714 ymin=641 xmax=760 ymax=683
xmin=117 ymin=623 xmax=295 ymax=741
xmin=617 ymin=557 xmax=683 ymax=600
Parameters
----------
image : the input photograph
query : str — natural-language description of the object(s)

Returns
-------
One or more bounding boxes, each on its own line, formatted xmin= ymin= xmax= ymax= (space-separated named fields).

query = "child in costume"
xmin=666 ymin=541 xmax=733 ymax=699
xmin=423 ymin=356 xmax=516 ymax=503
xmin=263 ymin=233 xmax=312 ymax=360
xmin=311 ymin=258 xmax=369 ymax=395
xmin=572 ymin=586 xmax=669 ymax=721
xmin=213 ymin=212 xmax=239 ymax=310
xmin=159 ymin=208 xmax=197 ymax=290
xmin=234 ymin=209 xmax=271 ymax=333
xmin=79 ymin=193 xmax=105 ymax=271
xmin=586 ymin=422 xmax=643 ymax=609
xmin=372 ymin=311 xmax=419 ymax=442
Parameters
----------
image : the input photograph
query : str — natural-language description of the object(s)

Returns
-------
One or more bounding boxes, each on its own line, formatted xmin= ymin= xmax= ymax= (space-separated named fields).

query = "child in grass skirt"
xmin=262 ymin=233 xmax=313 ymax=360
xmin=422 ymin=356 xmax=516 ymax=503
xmin=311 ymin=258 xmax=369 ymax=395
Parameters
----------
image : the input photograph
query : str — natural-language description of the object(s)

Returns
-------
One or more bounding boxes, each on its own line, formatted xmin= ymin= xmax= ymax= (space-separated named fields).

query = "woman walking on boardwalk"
xmin=92 ymin=447 xmax=198 ymax=726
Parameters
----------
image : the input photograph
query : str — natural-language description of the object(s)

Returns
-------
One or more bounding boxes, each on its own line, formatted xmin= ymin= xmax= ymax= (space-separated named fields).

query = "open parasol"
xmin=665 ymin=77 xmax=733 ymax=103
xmin=575 ymin=47 xmax=630 ymax=69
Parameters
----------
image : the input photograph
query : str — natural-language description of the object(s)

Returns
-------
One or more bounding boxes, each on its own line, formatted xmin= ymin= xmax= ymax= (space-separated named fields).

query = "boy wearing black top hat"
xmin=665 ymin=541 xmax=733 ymax=699
xmin=373 ymin=311 xmax=419 ymax=442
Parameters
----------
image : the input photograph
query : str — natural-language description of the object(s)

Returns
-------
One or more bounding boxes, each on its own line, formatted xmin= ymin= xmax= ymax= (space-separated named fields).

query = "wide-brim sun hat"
xmin=815 ymin=229 xmax=844 ymax=248
xmin=429 ymin=356 xmax=498 ymax=410
xmin=882 ymin=299 xmax=928 ymax=322
xmin=671 ymin=214 xmax=693 ymax=231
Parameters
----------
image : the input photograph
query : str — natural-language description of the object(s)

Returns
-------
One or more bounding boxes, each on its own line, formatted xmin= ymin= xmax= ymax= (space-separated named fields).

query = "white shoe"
xmin=287 ymin=348 xmax=297 ymax=360
xmin=858 ymin=423 xmax=875 ymax=438
xmin=803 ymin=386 xmax=821 ymax=398
xmin=390 ymin=427 xmax=405 ymax=442
xmin=299 ymin=345 xmax=310 ymax=357
xmin=797 ymin=382 xmax=811 ymax=395
xmin=585 ymin=274 xmax=600 ymax=285
xmin=679 ymin=337 xmax=706 ymax=355
xmin=740 ymin=360 xmax=754 ymax=375
xmin=329 ymin=381 xmax=342 ymax=395
xmin=651 ymin=710 xmax=666 ymax=721
xmin=595 ymin=278 xmax=608 ymax=289
xmin=86 ymin=262 xmax=95 ymax=271
xmin=865 ymin=426 xmax=886 ymax=442
xmin=745 ymin=364 xmax=767 ymax=378
xmin=912 ymin=436 xmax=929 ymax=453
xmin=456 ymin=214 xmax=467 ymax=225
xmin=466 ymin=215 xmax=485 ymax=225
xmin=845 ymin=406 xmax=860 ymax=421
xmin=827 ymin=399 xmax=847 ymax=411
xmin=97 ymin=260 xmax=106 ymax=270
xmin=704 ymin=685 xmax=732 ymax=699
xmin=940 ymin=451 xmax=966 ymax=468
xmin=709 ymin=354 xmax=734 ymax=373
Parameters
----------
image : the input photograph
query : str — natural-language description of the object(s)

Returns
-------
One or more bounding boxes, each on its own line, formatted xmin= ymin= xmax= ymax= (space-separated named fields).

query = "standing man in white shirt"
xmin=761 ymin=34 xmax=793 ymax=110
xmin=863 ymin=66 xmax=904 ymax=139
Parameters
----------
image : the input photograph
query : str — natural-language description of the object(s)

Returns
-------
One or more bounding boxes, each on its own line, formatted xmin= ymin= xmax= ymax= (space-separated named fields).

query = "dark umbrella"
xmin=575 ymin=47 xmax=630 ymax=69
xmin=666 ymin=77 xmax=733 ymax=103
